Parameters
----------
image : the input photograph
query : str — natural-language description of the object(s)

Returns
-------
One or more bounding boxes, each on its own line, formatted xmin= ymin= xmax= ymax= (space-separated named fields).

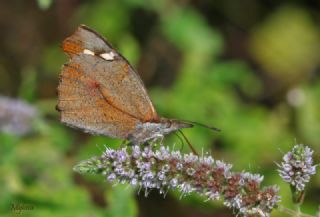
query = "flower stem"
xmin=291 ymin=185 xmax=305 ymax=205
xmin=295 ymin=204 xmax=301 ymax=217
xmin=277 ymin=205 xmax=315 ymax=217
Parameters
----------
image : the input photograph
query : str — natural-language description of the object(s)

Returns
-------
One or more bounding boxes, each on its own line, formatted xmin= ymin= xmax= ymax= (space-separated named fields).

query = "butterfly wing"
xmin=58 ymin=62 xmax=139 ymax=138
xmin=57 ymin=25 xmax=159 ymax=138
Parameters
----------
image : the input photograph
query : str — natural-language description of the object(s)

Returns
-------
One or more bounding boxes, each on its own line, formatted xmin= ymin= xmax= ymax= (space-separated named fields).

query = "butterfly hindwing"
xmin=57 ymin=62 xmax=139 ymax=138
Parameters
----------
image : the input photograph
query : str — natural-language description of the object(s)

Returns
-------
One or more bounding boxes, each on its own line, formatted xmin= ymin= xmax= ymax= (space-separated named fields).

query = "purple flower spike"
xmin=278 ymin=144 xmax=317 ymax=192
xmin=75 ymin=145 xmax=280 ymax=216
xmin=0 ymin=96 xmax=37 ymax=136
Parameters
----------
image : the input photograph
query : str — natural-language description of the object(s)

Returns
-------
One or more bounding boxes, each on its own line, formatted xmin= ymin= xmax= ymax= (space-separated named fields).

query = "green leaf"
xmin=37 ymin=0 xmax=52 ymax=10
xmin=106 ymin=185 xmax=137 ymax=217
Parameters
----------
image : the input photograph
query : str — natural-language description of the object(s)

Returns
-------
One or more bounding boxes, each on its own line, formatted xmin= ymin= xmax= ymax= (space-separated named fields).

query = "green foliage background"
xmin=0 ymin=0 xmax=319 ymax=216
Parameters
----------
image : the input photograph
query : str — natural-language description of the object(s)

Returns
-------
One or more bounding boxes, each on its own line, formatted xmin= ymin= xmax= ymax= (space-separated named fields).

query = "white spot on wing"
xmin=83 ymin=49 xmax=95 ymax=55
xmin=100 ymin=51 xmax=116 ymax=61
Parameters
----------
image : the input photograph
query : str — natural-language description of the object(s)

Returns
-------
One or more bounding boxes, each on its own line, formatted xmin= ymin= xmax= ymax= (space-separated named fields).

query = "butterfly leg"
xmin=142 ymin=141 xmax=150 ymax=147
xmin=120 ymin=139 xmax=131 ymax=148
xmin=150 ymin=134 xmax=164 ymax=146
xmin=158 ymin=134 xmax=164 ymax=145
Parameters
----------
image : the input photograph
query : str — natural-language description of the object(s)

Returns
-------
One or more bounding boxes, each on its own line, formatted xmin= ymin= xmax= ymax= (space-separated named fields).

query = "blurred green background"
xmin=0 ymin=0 xmax=320 ymax=216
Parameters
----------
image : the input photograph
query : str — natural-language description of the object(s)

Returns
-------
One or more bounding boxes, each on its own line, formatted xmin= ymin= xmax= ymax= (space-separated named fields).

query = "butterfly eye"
xmin=156 ymin=126 xmax=161 ymax=131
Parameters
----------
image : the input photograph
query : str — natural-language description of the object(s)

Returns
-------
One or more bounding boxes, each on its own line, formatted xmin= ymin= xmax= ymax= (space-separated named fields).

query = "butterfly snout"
xmin=160 ymin=118 xmax=193 ymax=132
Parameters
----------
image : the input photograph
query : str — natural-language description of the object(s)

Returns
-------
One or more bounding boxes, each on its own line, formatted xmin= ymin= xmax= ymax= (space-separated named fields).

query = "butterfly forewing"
xmin=61 ymin=25 xmax=158 ymax=122
xmin=58 ymin=25 xmax=161 ymax=139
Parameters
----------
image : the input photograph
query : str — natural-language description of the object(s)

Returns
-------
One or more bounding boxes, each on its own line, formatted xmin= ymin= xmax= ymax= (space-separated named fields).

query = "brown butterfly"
xmin=57 ymin=25 xmax=218 ymax=151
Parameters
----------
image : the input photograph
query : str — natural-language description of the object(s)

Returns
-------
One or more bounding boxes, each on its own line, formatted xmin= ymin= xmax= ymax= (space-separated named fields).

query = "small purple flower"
xmin=186 ymin=167 xmax=196 ymax=176
xmin=242 ymin=173 xmax=264 ymax=184
xmin=157 ymin=171 xmax=166 ymax=181
xmin=216 ymin=160 xmax=232 ymax=178
xmin=171 ymin=150 xmax=182 ymax=160
xmin=131 ymin=178 xmax=138 ymax=186
xmin=183 ymin=153 xmax=198 ymax=163
xmin=103 ymin=148 xmax=116 ymax=159
xmin=132 ymin=145 xmax=141 ymax=158
xmin=179 ymin=183 xmax=194 ymax=195
xmin=161 ymin=164 xmax=170 ymax=172
xmin=205 ymin=190 xmax=220 ymax=201
xmin=199 ymin=155 xmax=214 ymax=165
xmin=170 ymin=178 xmax=179 ymax=188
xmin=74 ymin=145 xmax=280 ymax=216
xmin=107 ymin=173 xmax=116 ymax=181
xmin=176 ymin=162 xmax=183 ymax=170
xmin=278 ymin=144 xmax=317 ymax=191
xmin=116 ymin=149 xmax=128 ymax=162
xmin=0 ymin=96 xmax=37 ymax=136
xmin=155 ymin=146 xmax=170 ymax=160
xmin=142 ymin=146 xmax=153 ymax=158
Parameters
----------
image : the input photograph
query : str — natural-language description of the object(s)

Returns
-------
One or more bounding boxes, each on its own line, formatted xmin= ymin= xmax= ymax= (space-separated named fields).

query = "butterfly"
xmin=57 ymin=25 xmax=218 ymax=152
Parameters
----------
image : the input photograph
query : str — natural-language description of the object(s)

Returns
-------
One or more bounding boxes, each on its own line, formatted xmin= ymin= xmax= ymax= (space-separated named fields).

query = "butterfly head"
xmin=127 ymin=119 xmax=193 ymax=145
xmin=159 ymin=118 xmax=193 ymax=134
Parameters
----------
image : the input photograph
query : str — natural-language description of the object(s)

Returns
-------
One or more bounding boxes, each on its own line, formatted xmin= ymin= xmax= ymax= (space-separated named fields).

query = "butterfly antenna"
xmin=178 ymin=130 xmax=199 ymax=156
xmin=181 ymin=120 xmax=221 ymax=132
xmin=173 ymin=132 xmax=185 ymax=151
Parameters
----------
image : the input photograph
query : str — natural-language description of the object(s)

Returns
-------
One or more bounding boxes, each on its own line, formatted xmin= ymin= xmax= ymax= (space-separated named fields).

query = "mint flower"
xmin=74 ymin=145 xmax=280 ymax=217
xmin=278 ymin=144 xmax=317 ymax=192
xmin=0 ymin=96 xmax=37 ymax=135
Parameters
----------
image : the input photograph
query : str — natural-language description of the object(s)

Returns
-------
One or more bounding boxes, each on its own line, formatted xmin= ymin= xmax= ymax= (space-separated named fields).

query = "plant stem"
xmin=277 ymin=205 xmax=315 ymax=217
xmin=295 ymin=204 xmax=301 ymax=217
xmin=316 ymin=205 xmax=320 ymax=217
xmin=291 ymin=186 xmax=305 ymax=205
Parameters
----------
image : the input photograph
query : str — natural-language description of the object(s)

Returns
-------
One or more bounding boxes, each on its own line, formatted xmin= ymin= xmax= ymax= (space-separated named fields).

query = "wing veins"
xmin=96 ymin=87 xmax=143 ymax=122
xmin=63 ymin=59 xmax=145 ymax=122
